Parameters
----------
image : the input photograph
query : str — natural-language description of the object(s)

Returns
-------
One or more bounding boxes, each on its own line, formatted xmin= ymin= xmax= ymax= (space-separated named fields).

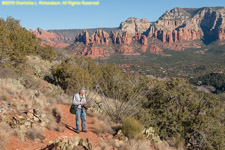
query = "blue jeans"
xmin=76 ymin=108 xmax=86 ymax=132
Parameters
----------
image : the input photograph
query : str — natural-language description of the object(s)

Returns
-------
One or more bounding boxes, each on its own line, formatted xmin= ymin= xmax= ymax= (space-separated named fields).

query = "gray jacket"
xmin=72 ymin=93 xmax=86 ymax=109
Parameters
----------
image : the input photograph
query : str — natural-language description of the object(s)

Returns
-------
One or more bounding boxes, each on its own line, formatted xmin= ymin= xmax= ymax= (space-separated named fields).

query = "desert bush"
xmin=36 ymin=44 xmax=56 ymax=61
xmin=0 ymin=78 xmax=24 ymax=103
xmin=51 ymin=57 xmax=148 ymax=122
xmin=154 ymin=140 xmax=176 ymax=150
xmin=92 ymin=116 xmax=115 ymax=135
xmin=52 ymin=58 xmax=93 ymax=95
xmin=118 ymin=140 xmax=151 ymax=150
xmin=100 ymin=141 xmax=111 ymax=150
xmin=0 ymin=17 xmax=56 ymax=70
xmin=122 ymin=118 xmax=144 ymax=139
xmin=94 ymin=73 xmax=148 ymax=123
xmin=0 ymin=122 xmax=10 ymax=149
xmin=52 ymin=107 xmax=62 ymax=123
xmin=0 ymin=130 xmax=7 ymax=149
xmin=190 ymin=73 xmax=225 ymax=93
xmin=46 ymin=119 xmax=55 ymax=131
xmin=26 ymin=126 xmax=45 ymax=141
xmin=13 ymin=129 xmax=25 ymax=141
xmin=55 ymin=123 xmax=65 ymax=132
xmin=138 ymin=78 xmax=225 ymax=150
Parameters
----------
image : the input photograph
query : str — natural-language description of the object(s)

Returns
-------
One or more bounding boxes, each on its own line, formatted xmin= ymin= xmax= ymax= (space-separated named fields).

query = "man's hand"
xmin=80 ymin=101 xmax=85 ymax=105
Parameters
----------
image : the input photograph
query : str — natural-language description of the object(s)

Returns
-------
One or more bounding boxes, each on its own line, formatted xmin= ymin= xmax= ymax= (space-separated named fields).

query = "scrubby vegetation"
xmin=137 ymin=78 xmax=224 ymax=149
xmin=0 ymin=17 xmax=224 ymax=150
xmin=122 ymin=118 xmax=144 ymax=139
xmin=0 ymin=17 xmax=56 ymax=70
xmin=190 ymin=73 xmax=225 ymax=93
xmin=102 ymin=44 xmax=225 ymax=78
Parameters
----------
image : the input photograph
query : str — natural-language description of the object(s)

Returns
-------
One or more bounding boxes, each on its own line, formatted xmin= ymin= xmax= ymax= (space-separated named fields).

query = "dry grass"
xmin=13 ymin=129 xmax=25 ymax=142
xmin=92 ymin=113 xmax=115 ymax=135
xmin=45 ymin=106 xmax=65 ymax=132
xmin=118 ymin=140 xmax=152 ymax=150
xmin=0 ymin=122 xmax=9 ymax=149
xmin=0 ymin=78 xmax=22 ymax=102
xmin=100 ymin=139 xmax=153 ymax=150
xmin=25 ymin=55 xmax=52 ymax=79
xmin=55 ymin=123 xmax=65 ymax=132
xmin=0 ymin=131 xmax=6 ymax=150
xmin=154 ymin=140 xmax=178 ymax=150
xmin=167 ymin=136 xmax=185 ymax=150
xmin=46 ymin=114 xmax=56 ymax=131
xmin=100 ymin=140 xmax=114 ymax=150
xmin=26 ymin=126 xmax=45 ymax=141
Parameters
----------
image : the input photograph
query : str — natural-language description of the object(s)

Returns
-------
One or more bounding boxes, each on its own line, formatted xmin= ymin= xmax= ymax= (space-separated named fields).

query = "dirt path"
xmin=5 ymin=104 xmax=100 ymax=150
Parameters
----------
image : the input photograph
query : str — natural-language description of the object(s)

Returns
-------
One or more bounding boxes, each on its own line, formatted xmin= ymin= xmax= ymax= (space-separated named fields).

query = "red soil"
xmin=5 ymin=104 xmax=100 ymax=150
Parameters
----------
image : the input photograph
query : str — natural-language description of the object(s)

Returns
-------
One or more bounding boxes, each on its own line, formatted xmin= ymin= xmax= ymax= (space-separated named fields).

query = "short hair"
xmin=80 ymin=87 xmax=86 ymax=91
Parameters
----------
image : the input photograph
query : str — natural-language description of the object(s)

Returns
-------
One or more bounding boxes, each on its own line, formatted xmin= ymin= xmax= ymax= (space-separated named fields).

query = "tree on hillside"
xmin=0 ymin=17 xmax=56 ymax=69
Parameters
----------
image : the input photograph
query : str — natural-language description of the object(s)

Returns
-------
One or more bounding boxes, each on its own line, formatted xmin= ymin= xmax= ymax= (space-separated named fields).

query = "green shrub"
xmin=36 ymin=44 xmax=56 ymax=61
xmin=190 ymin=73 xmax=225 ymax=93
xmin=0 ymin=17 xmax=56 ymax=69
xmin=138 ymin=78 xmax=224 ymax=150
xmin=122 ymin=118 xmax=144 ymax=139
xmin=52 ymin=58 xmax=93 ymax=95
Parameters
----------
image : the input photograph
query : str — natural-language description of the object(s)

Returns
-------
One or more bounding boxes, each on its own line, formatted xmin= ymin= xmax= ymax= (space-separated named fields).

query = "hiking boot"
xmin=82 ymin=130 xmax=87 ymax=132
xmin=75 ymin=130 xmax=80 ymax=134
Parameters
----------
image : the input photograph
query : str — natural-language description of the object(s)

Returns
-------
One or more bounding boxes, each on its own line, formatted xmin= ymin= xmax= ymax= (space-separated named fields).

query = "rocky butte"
xmin=30 ymin=7 xmax=225 ymax=58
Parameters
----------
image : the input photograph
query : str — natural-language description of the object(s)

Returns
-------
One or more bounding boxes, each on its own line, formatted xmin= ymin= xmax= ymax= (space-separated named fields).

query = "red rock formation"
xmin=117 ymin=45 xmax=134 ymax=54
xmin=110 ymin=32 xmax=117 ymax=44
xmin=140 ymin=46 xmax=148 ymax=52
xmin=117 ymin=45 xmax=140 ymax=55
xmin=147 ymin=28 xmax=203 ymax=43
xmin=149 ymin=45 xmax=162 ymax=53
xmin=90 ymin=30 xmax=109 ymax=45
xmin=87 ymin=47 xmax=105 ymax=59
xmin=145 ymin=7 xmax=225 ymax=45
xmin=140 ymin=35 xmax=148 ymax=45
xmin=30 ymin=28 xmax=70 ymax=48
xmin=218 ymin=29 xmax=225 ymax=40
xmin=110 ymin=32 xmax=132 ymax=45
xmin=75 ymin=30 xmax=110 ymax=46
xmin=75 ymin=30 xmax=89 ymax=45
xmin=133 ymin=33 xmax=142 ymax=41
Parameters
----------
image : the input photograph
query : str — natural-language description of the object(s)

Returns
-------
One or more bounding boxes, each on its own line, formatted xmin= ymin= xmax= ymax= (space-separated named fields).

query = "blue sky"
xmin=0 ymin=0 xmax=224 ymax=30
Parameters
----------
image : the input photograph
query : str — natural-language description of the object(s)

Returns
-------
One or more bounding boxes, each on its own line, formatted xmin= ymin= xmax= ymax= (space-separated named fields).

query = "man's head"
xmin=79 ymin=87 xmax=86 ymax=95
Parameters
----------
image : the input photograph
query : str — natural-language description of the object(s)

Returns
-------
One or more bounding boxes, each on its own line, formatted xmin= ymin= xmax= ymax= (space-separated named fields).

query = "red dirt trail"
xmin=5 ymin=104 xmax=100 ymax=150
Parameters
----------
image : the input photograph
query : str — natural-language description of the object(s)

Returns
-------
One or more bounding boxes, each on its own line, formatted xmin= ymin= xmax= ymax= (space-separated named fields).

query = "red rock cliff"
xmin=30 ymin=28 xmax=70 ymax=48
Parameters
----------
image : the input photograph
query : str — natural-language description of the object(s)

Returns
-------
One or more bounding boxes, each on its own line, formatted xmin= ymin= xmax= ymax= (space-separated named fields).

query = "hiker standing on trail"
xmin=73 ymin=87 xmax=87 ymax=133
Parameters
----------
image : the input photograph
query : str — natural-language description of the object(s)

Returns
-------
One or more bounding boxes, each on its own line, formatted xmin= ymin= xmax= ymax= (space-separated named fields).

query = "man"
xmin=73 ymin=87 xmax=87 ymax=133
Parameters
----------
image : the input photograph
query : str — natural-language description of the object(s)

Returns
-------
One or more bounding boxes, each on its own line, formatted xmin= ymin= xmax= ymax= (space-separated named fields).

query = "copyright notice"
xmin=1 ymin=0 xmax=100 ymax=6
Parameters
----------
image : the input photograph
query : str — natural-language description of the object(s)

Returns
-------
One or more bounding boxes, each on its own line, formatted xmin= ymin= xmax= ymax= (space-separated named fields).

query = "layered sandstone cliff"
xmin=31 ymin=7 xmax=225 ymax=59
xmin=30 ymin=28 xmax=71 ymax=48
xmin=146 ymin=7 xmax=225 ymax=44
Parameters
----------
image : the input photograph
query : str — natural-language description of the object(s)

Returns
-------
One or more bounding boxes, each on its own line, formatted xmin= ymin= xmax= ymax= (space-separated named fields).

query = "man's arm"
xmin=72 ymin=94 xmax=81 ymax=105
